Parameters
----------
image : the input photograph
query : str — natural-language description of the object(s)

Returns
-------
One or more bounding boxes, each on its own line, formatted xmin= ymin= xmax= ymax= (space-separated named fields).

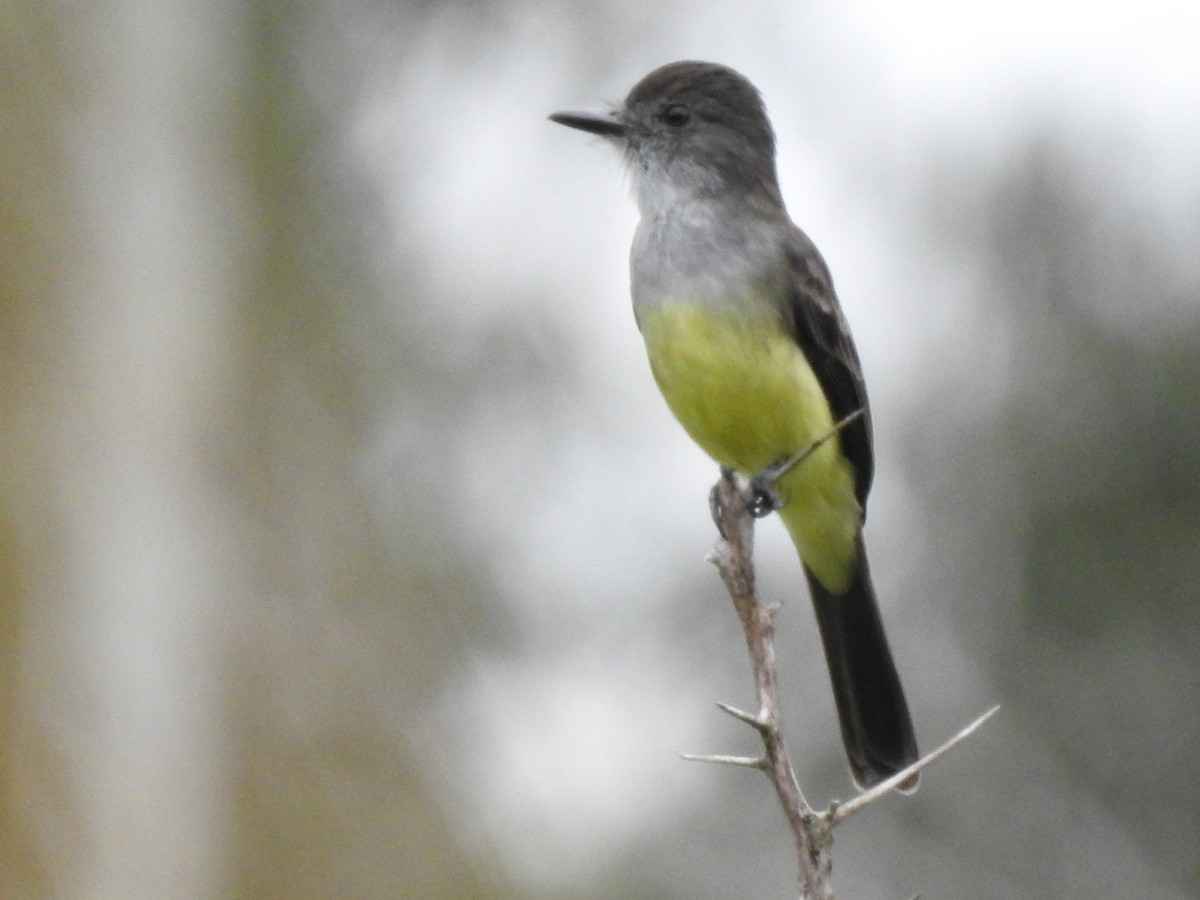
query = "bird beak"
xmin=549 ymin=109 xmax=627 ymax=139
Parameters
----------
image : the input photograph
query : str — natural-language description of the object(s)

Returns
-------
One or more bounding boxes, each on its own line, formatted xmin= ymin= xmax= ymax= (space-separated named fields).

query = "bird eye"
xmin=661 ymin=103 xmax=690 ymax=127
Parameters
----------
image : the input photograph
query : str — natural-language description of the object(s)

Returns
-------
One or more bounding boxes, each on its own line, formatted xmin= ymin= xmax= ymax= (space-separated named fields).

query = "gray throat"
xmin=629 ymin=196 xmax=790 ymax=318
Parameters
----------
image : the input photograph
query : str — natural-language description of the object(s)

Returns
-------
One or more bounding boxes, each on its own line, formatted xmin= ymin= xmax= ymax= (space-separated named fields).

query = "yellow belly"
xmin=640 ymin=302 xmax=861 ymax=588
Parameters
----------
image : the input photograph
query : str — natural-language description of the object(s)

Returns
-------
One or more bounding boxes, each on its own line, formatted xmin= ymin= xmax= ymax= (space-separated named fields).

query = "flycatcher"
xmin=550 ymin=60 xmax=919 ymax=791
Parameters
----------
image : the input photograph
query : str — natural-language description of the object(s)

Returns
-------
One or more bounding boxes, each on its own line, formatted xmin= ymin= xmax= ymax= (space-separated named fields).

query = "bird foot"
xmin=708 ymin=467 xmax=738 ymax=538
xmin=747 ymin=459 xmax=789 ymax=518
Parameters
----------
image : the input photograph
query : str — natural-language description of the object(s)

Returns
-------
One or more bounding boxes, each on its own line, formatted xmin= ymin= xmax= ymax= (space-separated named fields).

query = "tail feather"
xmin=804 ymin=536 xmax=919 ymax=792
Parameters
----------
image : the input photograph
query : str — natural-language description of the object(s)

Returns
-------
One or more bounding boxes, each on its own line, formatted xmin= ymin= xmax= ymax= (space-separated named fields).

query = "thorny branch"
xmin=686 ymin=419 xmax=998 ymax=899
xmin=702 ymin=470 xmax=833 ymax=898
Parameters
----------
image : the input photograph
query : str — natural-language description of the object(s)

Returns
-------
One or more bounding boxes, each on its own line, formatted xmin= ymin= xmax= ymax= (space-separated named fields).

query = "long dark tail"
xmin=804 ymin=536 xmax=919 ymax=792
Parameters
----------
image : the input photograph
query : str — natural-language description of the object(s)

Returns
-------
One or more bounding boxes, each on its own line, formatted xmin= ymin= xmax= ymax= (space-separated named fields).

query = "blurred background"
xmin=2 ymin=0 xmax=1198 ymax=897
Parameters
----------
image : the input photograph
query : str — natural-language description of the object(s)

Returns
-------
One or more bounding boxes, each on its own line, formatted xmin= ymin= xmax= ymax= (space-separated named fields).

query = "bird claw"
xmin=708 ymin=481 xmax=728 ymax=539
xmin=747 ymin=460 xmax=788 ymax=517
xmin=708 ymin=468 xmax=740 ymax=538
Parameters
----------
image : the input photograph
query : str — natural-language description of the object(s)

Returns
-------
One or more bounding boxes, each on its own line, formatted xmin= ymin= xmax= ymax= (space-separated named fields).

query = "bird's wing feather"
xmin=782 ymin=227 xmax=874 ymax=511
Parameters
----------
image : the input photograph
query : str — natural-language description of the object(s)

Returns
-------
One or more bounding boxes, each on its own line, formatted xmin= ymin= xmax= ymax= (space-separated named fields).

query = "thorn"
xmin=758 ymin=409 xmax=866 ymax=489
xmin=679 ymin=751 xmax=765 ymax=769
xmin=715 ymin=701 xmax=767 ymax=731
xmin=825 ymin=704 xmax=1001 ymax=826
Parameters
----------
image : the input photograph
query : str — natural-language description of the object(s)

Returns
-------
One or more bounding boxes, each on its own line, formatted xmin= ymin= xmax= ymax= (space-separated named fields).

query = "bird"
xmin=550 ymin=61 xmax=919 ymax=791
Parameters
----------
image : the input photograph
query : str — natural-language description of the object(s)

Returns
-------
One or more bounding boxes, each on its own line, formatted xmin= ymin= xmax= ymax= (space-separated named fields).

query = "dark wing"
xmin=782 ymin=226 xmax=874 ymax=512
